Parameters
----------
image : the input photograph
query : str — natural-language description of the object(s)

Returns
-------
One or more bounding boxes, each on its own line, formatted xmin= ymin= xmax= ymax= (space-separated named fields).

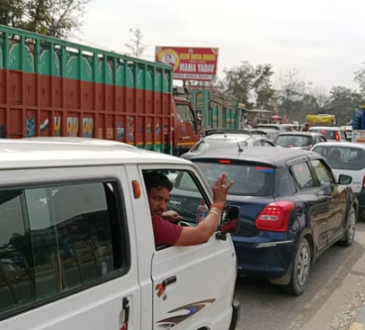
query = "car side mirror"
xmin=217 ymin=204 xmax=240 ymax=239
xmin=338 ymin=174 xmax=352 ymax=185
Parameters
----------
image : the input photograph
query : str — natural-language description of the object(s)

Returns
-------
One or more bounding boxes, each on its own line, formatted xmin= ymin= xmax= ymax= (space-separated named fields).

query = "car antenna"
xmin=237 ymin=142 xmax=243 ymax=152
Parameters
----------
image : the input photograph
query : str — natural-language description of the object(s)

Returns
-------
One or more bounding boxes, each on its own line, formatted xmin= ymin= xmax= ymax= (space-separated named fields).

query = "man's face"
xmin=166 ymin=54 xmax=171 ymax=62
xmin=147 ymin=187 xmax=170 ymax=216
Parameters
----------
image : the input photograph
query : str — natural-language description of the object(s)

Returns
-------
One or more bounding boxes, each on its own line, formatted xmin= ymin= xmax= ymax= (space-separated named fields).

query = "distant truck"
xmin=187 ymin=89 xmax=243 ymax=133
xmin=306 ymin=114 xmax=336 ymax=127
xmin=0 ymin=25 xmax=200 ymax=156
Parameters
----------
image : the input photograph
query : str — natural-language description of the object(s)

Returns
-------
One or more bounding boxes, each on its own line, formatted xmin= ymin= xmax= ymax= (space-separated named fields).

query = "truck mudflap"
xmin=229 ymin=299 xmax=241 ymax=330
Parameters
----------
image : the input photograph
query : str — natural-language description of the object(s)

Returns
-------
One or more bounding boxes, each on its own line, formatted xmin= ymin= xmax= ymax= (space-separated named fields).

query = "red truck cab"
xmin=172 ymin=87 xmax=200 ymax=156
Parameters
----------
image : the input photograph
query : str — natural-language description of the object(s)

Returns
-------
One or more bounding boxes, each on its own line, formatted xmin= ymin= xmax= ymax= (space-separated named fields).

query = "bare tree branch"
xmin=125 ymin=28 xmax=147 ymax=58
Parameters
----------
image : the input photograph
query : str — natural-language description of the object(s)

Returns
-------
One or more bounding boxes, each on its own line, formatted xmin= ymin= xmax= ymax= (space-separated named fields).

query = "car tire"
xmin=339 ymin=207 xmax=356 ymax=247
xmin=283 ymin=237 xmax=311 ymax=296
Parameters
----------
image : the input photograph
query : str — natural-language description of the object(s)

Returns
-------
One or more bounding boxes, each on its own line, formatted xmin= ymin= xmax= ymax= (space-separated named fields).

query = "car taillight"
xmin=335 ymin=132 xmax=340 ymax=141
xmin=362 ymin=175 xmax=365 ymax=188
xmin=255 ymin=201 xmax=295 ymax=232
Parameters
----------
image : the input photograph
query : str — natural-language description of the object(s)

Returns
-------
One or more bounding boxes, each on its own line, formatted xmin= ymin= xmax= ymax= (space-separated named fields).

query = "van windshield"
xmin=192 ymin=161 xmax=275 ymax=196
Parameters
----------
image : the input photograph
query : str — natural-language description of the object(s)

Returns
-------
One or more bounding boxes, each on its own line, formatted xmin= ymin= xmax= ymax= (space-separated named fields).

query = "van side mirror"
xmin=218 ymin=204 xmax=240 ymax=236
xmin=338 ymin=174 xmax=352 ymax=185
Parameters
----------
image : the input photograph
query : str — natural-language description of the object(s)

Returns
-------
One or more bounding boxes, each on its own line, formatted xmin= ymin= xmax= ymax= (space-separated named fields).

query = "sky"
xmin=73 ymin=0 xmax=365 ymax=92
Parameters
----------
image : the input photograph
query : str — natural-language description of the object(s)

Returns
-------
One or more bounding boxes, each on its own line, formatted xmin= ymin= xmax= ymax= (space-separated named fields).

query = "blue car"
xmin=188 ymin=147 xmax=358 ymax=295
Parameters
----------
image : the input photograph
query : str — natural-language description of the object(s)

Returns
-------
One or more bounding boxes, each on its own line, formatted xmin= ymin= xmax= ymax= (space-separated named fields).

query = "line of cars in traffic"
xmin=176 ymin=124 xmax=361 ymax=296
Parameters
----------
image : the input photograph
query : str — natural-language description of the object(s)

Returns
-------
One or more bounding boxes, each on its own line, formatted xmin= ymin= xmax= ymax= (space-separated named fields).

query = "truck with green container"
xmin=0 ymin=25 xmax=200 ymax=155
xmin=187 ymin=89 xmax=243 ymax=133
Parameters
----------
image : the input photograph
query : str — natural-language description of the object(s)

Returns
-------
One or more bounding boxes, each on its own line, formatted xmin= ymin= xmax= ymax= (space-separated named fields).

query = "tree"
xmin=326 ymin=86 xmax=364 ymax=124
xmin=0 ymin=0 xmax=25 ymax=27
xmin=1 ymin=0 xmax=92 ymax=38
xmin=222 ymin=61 xmax=274 ymax=109
xmin=354 ymin=64 xmax=365 ymax=96
xmin=125 ymin=28 xmax=147 ymax=58
xmin=253 ymin=64 xmax=275 ymax=109
xmin=275 ymin=68 xmax=306 ymax=118
xmin=310 ymin=86 xmax=329 ymax=111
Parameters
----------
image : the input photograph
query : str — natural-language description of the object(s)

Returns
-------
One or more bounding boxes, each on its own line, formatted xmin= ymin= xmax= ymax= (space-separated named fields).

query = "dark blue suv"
xmin=189 ymin=147 xmax=358 ymax=295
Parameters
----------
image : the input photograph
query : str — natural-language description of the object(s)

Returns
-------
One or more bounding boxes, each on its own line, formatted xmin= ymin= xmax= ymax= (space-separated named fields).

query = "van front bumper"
xmin=229 ymin=299 xmax=241 ymax=330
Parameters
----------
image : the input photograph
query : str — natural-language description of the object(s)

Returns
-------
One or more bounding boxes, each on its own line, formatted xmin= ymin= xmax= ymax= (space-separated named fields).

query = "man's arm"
xmin=175 ymin=173 xmax=233 ymax=246
xmin=175 ymin=206 xmax=222 ymax=246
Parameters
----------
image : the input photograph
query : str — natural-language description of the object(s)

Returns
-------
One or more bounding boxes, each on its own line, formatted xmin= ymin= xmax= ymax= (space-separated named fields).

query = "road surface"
xmin=234 ymin=221 xmax=365 ymax=330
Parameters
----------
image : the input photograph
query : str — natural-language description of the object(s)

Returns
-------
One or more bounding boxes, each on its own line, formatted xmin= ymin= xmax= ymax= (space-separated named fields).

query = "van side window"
xmin=166 ymin=170 xmax=207 ymax=226
xmin=142 ymin=170 xmax=208 ymax=249
xmin=0 ymin=181 xmax=128 ymax=319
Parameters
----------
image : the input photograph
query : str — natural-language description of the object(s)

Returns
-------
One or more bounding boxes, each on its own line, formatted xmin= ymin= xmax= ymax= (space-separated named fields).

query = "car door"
xmin=0 ymin=166 xmax=140 ymax=330
xmin=289 ymin=160 xmax=329 ymax=251
xmin=136 ymin=165 xmax=236 ymax=330
xmin=309 ymin=158 xmax=346 ymax=243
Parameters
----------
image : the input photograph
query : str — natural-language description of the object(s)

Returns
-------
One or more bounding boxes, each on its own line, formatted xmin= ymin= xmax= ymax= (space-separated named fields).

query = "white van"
xmin=0 ymin=138 xmax=240 ymax=330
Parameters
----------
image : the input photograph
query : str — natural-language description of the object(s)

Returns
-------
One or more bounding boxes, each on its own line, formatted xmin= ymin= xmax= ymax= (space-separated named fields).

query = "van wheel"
xmin=283 ymin=237 xmax=311 ymax=296
xmin=339 ymin=207 xmax=356 ymax=247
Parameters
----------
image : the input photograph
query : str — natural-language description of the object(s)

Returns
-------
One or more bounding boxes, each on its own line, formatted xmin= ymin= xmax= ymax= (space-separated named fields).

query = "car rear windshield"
xmin=312 ymin=146 xmax=365 ymax=170
xmin=193 ymin=161 xmax=275 ymax=196
xmin=309 ymin=129 xmax=337 ymax=139
xmin=274 ymin=135 xmax=313 ymax=147
xmin=190 ymin=138 xmax=248 ymax=153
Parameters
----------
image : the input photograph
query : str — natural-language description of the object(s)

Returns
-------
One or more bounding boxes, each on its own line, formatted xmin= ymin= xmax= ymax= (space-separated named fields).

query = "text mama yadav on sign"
xmin=155 ymin=46 xmax=219 ymax=81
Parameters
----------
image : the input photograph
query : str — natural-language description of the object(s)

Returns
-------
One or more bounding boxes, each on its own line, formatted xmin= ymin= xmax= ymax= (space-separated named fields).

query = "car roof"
xmin=275 ymin=132 xmax=319 ymax=136
xmin=0 ymin=138 xmax=190 ymax=169
xmin=253 ymin=128 xmax=278 ymax=132
xmin=255 ymin=124 xmax=283 ymax=126
xmin=309 ymin=126 xmax=342 ymax=130
xmin=190 ymin=146 xmax=313 ymax=167
xmin=312 ymin=142 xmax=365 ymax=149
xmin=203 ymin=134 xmax=253 ymax=141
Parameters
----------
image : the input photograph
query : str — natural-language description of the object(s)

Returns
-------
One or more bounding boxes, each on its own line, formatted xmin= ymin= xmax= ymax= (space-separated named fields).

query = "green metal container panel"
xmin=188 ymin=89 xmax=240 ymax=130
xmin=0 ymin=25 xmax=172 ymax=93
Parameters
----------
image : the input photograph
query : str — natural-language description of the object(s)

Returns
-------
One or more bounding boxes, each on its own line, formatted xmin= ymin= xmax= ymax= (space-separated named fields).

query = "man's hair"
xmin=143 ymin=172 xmax=173 ymax=192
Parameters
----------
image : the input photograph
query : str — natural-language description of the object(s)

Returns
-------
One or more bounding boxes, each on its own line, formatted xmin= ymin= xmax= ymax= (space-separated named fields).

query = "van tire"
xmin=283 ymin=237 xmax=311 ymax=296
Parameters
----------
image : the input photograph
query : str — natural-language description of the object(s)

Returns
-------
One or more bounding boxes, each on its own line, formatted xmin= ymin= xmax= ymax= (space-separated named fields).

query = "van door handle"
xmin=155 ymin=276 xmax=177 ymax=297
xmin=164 ymin=275 xmax=177 ymax=286
xmin=120 ymin=297 xmax=130 ymax=330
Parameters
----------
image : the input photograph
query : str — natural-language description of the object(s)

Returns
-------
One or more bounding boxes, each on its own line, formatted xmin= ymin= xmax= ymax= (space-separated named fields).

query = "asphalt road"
xmin=234 ymin=221 xmax=365 ymax=330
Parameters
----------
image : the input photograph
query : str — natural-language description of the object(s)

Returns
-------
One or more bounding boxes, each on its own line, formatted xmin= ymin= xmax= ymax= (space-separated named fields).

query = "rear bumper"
xmin=229 ymin=299 xmax=241 ymax=330
xmin=233 ymin=235 xmax=296 ymax=279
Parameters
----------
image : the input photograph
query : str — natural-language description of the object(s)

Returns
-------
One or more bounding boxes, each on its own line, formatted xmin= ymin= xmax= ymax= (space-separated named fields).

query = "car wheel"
xmin=283 ymin=237 xmax=311 ymax=296
xmin=339 ymin=207 xmax=356 ymax=247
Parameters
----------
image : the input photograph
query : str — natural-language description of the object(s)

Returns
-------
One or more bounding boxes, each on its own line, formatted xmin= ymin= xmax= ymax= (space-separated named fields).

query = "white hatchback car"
xmin=311 ymin=142 xmax=365 ymax=216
